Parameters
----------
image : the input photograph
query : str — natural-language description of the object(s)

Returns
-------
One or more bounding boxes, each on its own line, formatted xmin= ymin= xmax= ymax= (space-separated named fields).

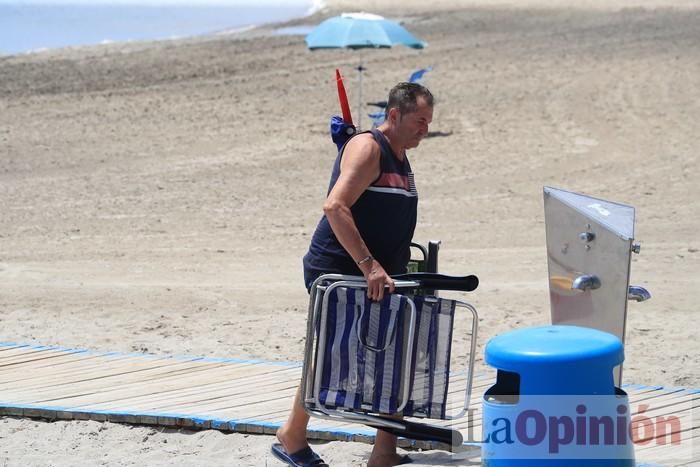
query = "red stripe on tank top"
xmin=374 ymin=172 xmax=409 ymax=190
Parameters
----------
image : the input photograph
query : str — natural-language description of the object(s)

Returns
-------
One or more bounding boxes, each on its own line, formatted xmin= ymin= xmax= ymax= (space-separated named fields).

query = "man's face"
xmin=397 ymin=96 xmax=433 ymax=149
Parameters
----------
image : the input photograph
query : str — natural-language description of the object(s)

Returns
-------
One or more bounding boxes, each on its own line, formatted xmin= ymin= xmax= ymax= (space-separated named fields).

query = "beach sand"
xmin=1 ymin=0 xmax=698 ymax=465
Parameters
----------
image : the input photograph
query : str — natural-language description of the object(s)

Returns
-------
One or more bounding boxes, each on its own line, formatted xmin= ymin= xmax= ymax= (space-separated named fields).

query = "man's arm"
xmin=323 ymin=133 xmax=395 ymax=301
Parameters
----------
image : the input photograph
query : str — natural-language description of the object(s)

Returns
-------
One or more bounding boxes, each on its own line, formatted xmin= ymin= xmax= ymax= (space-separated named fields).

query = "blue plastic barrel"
xmin=482 ymin=325 xmax=635 ymax=466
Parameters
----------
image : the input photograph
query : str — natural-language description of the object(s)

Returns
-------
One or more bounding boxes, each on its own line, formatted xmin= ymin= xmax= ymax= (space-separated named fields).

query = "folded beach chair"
xmin=366 ymin=109 xmax=388 ymax=130
xmin=300 ymin=270 xmax=478 ymax=446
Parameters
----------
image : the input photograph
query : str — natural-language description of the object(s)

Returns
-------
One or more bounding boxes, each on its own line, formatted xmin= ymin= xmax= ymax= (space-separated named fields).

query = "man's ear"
xmin=387 ymin=107 xmax=400 ymax=124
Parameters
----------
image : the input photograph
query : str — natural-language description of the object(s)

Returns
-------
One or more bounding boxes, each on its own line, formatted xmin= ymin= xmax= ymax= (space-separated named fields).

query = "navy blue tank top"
xmin=303 ymin=129 xmax=418 ymax=287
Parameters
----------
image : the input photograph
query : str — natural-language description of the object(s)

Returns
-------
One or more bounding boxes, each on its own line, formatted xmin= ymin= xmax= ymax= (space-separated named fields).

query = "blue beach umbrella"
xmin=306 ymin=12 xmax=426 ymax=129
xmin=306 ymin=12 xmax=425 ymax=50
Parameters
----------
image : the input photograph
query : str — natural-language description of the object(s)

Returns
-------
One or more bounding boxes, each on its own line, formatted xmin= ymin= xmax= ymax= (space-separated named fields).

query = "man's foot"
xmin=271 ymin=443 xmax=328 ymax=467
xmin=276 ymin=425 xmax=309 ymax=458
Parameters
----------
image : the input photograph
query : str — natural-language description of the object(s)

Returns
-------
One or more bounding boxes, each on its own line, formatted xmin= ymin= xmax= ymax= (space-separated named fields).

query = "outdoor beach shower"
xmin=544 ymin=186 xmax=651 ymax=385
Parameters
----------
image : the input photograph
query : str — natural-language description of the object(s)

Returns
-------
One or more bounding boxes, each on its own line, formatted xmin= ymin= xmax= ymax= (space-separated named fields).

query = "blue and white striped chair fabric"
xmin=401 ymin=295 xmax=455 ymax=418
xmin=316 ymin=285 xmax=455 ymax=419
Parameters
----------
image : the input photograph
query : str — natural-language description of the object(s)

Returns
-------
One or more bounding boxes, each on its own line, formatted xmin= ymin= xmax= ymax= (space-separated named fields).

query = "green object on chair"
xmin=408 ymin=241 xmax=440 ymax=294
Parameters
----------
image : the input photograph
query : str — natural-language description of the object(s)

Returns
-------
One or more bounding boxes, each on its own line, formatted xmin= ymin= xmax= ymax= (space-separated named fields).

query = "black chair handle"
xmin=392 ymin=272 xmax=479 ymax=292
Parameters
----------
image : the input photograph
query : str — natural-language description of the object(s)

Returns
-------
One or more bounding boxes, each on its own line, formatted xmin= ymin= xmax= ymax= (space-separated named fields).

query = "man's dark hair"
xmin=385 ymin=82 xmax=434 ymax=119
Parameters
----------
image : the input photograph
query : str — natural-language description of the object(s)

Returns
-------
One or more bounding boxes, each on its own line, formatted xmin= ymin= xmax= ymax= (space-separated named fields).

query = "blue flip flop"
xmin=271 ymin=443 xmax=329 ymax=467
xmin=398 ymin=454 xmax=413 ymax=464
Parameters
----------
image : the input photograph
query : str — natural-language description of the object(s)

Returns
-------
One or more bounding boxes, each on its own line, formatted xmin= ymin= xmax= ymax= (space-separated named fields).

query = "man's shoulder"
xmin=345 ymin=131 xmax=380 ymax=154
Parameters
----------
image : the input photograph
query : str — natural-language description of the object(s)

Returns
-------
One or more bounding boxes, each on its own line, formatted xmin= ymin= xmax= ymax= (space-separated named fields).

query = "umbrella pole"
xmin=357 ymin=54 xmax=364 ymax=131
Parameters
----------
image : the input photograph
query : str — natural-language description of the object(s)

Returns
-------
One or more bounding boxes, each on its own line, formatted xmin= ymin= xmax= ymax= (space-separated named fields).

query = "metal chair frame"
xmin=300 ymin=272 xmax=479 ymax=443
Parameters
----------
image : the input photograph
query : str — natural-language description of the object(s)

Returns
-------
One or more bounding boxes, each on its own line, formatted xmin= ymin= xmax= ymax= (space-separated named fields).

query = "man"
xmin=272 ymin=82 xmax=434 ymax=467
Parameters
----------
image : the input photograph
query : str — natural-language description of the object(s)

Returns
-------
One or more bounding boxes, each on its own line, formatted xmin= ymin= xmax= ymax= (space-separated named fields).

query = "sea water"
xmin=0 ymin=0 xmax=320 ymax=56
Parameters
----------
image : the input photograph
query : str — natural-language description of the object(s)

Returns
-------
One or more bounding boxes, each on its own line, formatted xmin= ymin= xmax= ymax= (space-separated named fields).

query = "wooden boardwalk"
xmin=0 ymin=342 xmax=697 ymax=465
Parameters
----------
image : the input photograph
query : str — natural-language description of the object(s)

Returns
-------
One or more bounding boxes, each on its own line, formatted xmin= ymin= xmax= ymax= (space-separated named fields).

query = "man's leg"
xmin=276 ymin=384 xmax=310 ymax=454
xmin=367 ymin=429 xmax=405 ymax=467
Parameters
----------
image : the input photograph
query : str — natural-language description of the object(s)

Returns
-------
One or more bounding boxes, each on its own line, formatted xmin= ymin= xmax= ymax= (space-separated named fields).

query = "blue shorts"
xmin=303 ymin=268 xmax=323 ymax=293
